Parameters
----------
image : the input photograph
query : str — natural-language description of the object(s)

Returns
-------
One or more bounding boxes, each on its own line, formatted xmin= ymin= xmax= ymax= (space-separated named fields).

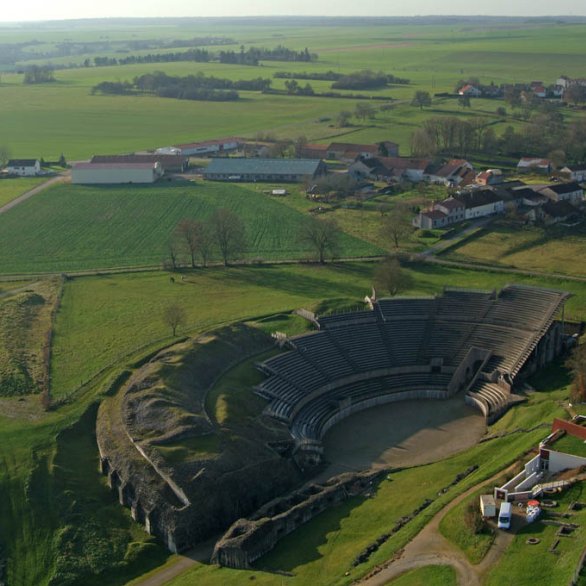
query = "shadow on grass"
xmin=202 ymin=263 xmax=373 ymax=300
xmin=257 ymin=495 xmax=365 ymax=573
xmin=527 ymin=359 xmax=571 ymax=391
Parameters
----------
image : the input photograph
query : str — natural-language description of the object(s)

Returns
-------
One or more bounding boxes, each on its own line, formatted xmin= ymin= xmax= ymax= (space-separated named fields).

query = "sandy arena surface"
xmin=320 ymin=397 xmax=486 ymax=479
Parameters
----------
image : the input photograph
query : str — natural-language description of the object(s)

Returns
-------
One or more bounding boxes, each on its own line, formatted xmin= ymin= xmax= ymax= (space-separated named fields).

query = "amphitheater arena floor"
xmin=320 ymin=397 xmax=486 ymax=480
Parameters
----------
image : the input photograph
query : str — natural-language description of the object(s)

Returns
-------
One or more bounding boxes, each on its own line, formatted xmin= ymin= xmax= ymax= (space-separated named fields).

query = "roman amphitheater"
xmin=97 ymin=284 xmax=570 ymax=562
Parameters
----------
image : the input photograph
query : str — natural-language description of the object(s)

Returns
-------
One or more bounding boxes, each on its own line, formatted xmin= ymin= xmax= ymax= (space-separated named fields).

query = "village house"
xmin=426 ymin=159 xmax=475 ymax=186
xmin=516 ymin=157 xmax=553 ymax=174
xmin=458 ymin=188 xmax=505 ymax=219
xmin=202 ymin=158 xmax=326 ymax=183
xmin=349 ymin=156 xmax=432 ymax=183
xmin=458 ymin=84 xmax=482 ymax=97
xmin=91 ymin=154 xmax=188 ymax=173
xmin=538 ymin=181 xmax=584 ymax=203
xmin=541 ymin=200 xmax=579 ymax=225
xmin=475 ymin=169 xmax=504 ymax=186
xmin=559 ymin=166 xmax=586 ymax=182
xmin=5 ymin=159 xmax=41 ymax=177
xmin=71 ymin=162 xmax=163 ymax=184
xmin=300 ymin=144 xmax=330 ymax=159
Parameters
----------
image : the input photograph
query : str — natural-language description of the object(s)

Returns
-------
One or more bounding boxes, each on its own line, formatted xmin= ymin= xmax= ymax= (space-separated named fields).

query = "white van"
xmin=498 ymin=501 xmax=512 ymax=530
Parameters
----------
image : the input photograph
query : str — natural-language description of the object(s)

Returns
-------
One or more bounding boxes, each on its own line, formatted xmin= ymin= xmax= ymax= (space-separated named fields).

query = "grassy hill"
xmin=0 ymin=181 xmax=381 ymax=274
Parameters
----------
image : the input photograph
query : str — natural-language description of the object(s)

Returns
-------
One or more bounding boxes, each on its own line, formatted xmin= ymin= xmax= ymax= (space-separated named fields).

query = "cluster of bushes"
xmin=92 ymin=72 xmax=273 ymax=101
xmin=274 ymin=70 xmax=342 ymax=81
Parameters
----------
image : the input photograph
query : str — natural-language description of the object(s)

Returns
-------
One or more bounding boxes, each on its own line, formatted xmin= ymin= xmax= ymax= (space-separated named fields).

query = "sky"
xmin=0 ymin=0 xmax=585 ymax=22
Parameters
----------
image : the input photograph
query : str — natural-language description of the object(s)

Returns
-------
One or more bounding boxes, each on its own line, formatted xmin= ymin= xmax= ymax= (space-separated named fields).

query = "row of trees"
xmin=23 ymin=65 xmax=55 ymax=84
xmin=93 ymin=71 xmax=273 ymax=101
xmin=331 ymin=70 xmax=409 ymax=90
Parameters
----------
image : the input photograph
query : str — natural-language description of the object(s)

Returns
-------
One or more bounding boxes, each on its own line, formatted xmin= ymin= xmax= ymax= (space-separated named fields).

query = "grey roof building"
xmin=203 ymin=158 xmax=326 ymax=182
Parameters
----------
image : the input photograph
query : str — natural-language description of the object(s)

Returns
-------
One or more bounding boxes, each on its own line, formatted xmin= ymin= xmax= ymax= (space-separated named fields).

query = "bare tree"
xmin=566 ymin=344 xmax=586 ymax=403
xmin=354 ymin=102 xmax=376 ymax=121
xmin=373 ymin=256 xmax=413 ymax=296
xmin=411 ymin=90 xmax=432 ymax=110
xmin=165 ymin=239 xmax=180 ymax=271
xmin=380 ymin=205 xmax=413 ymax=249
xmin=0 ymin=145 xmax=11 ymax=167
xmin=336 ymin=110 xmax=352 ymax=128
xmin=175 ymin=219 xmax=214 ymax=268
xmin=211 ymin=208 xmax=246 ymax=266
xmin=299 ymin=217 xmax=340 ymax=264
xmin=163 ymin=304 xmax=187 ymax=337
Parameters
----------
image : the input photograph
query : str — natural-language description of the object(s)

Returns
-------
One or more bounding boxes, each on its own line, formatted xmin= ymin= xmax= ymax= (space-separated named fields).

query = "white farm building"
xmin=72 ymin=162 xmax=163 ymax=184
xmin=6 ymin=159 xmax=41 ymax=176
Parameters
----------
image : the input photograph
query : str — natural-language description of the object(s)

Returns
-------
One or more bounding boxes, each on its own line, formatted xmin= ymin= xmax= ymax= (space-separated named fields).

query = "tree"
xmin=380 ymin=205 xmax=413 ymax=249
xmin=458 ymin=95 xmax=471 ymax=109
xmin=373 ymin=257 xmax=413 ymax=297
xmin=566 ymin=344 xmax=586 ymax=403
xmin=496 ymin=106 xmax=507 ymax=117
xmin=411 ymin=90 xmax=432 ymax=110
xmin=410 ymin=128 xmax=438 ymax=157
xmin=464 ymin=501 xmax=485 ymax=535
xmin=165 ymin=239 xmax=180 ymax=271
xmin=0 ymin=145 xmax=10 ymax=167
xmin=163 ymin=304 xmax=186 ymax=337
xmin=293 ymin=135 xmax=308 ymax=157
xmin=211 ymin=208 xmax=246 ymax=266
xmin=284 ymin=79 xmax=299 ymax=95
xmin=336 ymin=110 xmax=352 ymax=128
xmin=565 ymin=85 xmax=586 ymax=106
xmin=354 ymin=102 xmax=376 ymax=121
xmin=298 ymin=217 xmax=340 ymax=264
xmin=176 ymin=219 xmax=211 ymax=268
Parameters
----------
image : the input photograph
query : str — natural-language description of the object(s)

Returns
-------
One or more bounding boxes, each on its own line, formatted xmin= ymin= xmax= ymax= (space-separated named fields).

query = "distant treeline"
xmin=89 ymin=45 xmax=317 ymax=69
xmin=92 ymin=71 xmax=274 ymax=101
xmin=274 ymin=69 xmax=409 ymax=89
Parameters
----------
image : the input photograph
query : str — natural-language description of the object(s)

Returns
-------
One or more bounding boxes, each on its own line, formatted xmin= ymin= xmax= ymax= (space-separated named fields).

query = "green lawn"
xmin=0 ymin=177 xmax=48 ymax=207
xmin=0 ymin=181 xmax=381 ymax=275
xmin=50 ymin=261 xmax=586 ymax=400
xmin=444 ymin=221 xmax=586 ymax=278
xmin=386 ymin=565 xmax=457 ymax=586
xmin=485 ymin=483 xmax=586 ymax=586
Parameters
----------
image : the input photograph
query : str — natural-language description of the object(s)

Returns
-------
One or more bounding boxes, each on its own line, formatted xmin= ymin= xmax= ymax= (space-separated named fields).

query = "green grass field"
xmin=0 ymin=181 xmax=381 ymax=274
xmin=387 ymin=565 xmax=457 ymax=586
xmin=1 ymin=21 xmax=586 ymax=158
xmin=443 ymin=221 xmax=586 ymax=278
xmin=0 ymin=177 xmax=48 ymax=207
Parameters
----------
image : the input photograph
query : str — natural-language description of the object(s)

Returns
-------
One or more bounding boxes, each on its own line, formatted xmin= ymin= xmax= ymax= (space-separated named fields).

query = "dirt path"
xmin=130 ymin=535 xmax=217 ymax=586
xmin=0 ymin=174 xmax=66 ymax=215
xmin=360 ymin=463 xmax=518 ymax=586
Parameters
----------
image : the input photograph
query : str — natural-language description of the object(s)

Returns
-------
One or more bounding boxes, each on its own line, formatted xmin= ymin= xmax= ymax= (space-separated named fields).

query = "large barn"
xmin=71 ymin=162 xmax=163 ymax=184
xmin=203 ymin=158 xmax=326 ymax=183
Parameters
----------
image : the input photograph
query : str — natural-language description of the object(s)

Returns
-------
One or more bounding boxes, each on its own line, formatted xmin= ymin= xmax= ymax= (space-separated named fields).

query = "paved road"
xmin=0 ymin=174 xmax=66 ymax=216
xmin=360 ymin=463 xmax=518 ymax=586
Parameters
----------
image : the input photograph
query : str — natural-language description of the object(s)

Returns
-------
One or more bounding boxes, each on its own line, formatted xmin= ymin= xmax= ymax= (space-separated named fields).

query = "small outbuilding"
xmin=480 ymin=494 xmax=496 ymax=518
xmin=72 ymin=162 xmax=163 ymax=184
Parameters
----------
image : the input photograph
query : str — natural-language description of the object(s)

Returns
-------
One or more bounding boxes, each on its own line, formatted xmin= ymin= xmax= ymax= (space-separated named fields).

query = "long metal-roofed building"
xmin=203 ymin=158 xmax=326 ymax=183
xmin=72 ymin=162 xmax=163 ymax=184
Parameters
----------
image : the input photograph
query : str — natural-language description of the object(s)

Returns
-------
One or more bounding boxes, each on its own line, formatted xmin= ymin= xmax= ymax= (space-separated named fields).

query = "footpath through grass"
xmin=0 ymin=177 xmax=48 ymax=208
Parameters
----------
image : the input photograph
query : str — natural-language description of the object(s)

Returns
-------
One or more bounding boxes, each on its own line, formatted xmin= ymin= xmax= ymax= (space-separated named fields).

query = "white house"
xmin=459 ymin=189 xmax=505 ymax=219
xmin=458 ymin=84 xmax=482 ymax=97
xmin=6 ymin=159 xmax=41 ymax=176
xmin=560 ymin=166 xmax=586 ymax=182
xmin=517 ymin=157 xmax=552 ymax=174
xmin=538 ymin=182 xmax=584 ymax=203
xmin=72 ymin=162 xmax=163 ymax=184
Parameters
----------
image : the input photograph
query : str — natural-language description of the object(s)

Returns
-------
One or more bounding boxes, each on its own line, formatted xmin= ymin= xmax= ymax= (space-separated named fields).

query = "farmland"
xmin=1 ymin=20 xmax=586 ymax=159
xmin=0 ymin=181 xmax=381 ymax=274
xmin=0 ymin=177 xmax=48 ymax=207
